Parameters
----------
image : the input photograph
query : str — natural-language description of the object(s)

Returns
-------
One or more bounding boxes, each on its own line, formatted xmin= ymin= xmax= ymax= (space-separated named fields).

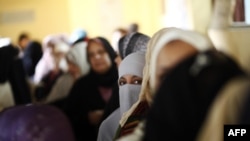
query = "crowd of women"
xmin=0 ymin=26 xmax=249 ymax=141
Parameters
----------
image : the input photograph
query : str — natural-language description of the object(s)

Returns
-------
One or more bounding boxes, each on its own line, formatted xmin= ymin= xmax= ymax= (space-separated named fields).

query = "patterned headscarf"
xmin=118 ymin=32 xmax=150 ymax=59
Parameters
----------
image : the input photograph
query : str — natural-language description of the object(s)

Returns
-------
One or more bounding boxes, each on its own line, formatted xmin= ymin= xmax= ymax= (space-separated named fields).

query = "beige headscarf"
xmin=149 ymin=28 xmax=214 ymax=93
xmin=119 ymin=27 xmax=214 ymax=126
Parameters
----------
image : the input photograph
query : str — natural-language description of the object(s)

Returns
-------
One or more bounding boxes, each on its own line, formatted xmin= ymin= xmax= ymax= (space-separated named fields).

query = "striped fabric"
xmin=115 ymin=101 xmax=149 ymax=140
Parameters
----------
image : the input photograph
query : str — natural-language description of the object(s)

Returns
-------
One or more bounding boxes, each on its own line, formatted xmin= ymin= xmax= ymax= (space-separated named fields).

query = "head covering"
xmin=118 ymin=32 xmax=150 ymax=59
xmin=119 ymin=52 xmax=146 ymax=116
xmin=41 ymin=34 xmax=70 ymax=53
xmin=0 ymin=37 xmax=11 ymax=48
xmin=144 ymin=50 xmax=244 ymax=141
xmin=87 ymin=37 xmax=118 ymax=87
xmin=66 ymin=42 xmax=90 ymax=77
xmin=0 ymin=104 xmax=75 ymax=141
xmin=118 ymin=52 xmax=145 ymax=78
xmin=22 ymin=41 xmax=43 ymax=77
xmin=70 ymin=28 xmax=87 ymax=45
xmin=150 ymin=28 xmax=214 ymax=94
xmin=34 ymin=34 xmax=70 ymax=84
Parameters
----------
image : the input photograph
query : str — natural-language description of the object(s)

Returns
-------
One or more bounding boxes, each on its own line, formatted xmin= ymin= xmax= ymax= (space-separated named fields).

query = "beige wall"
xmin=188 ymin=0 xmax=212 ymax=34
xmin=68 ymin=0 xmax=101 ymax=38
xmin=121 ymin=0 xmax=163 ymax=37
xmin=0 ymin=0 xmax=163 ymax=44
xmin=0 ymin=0 xmax=213 ymax=44
xmin=0 ymin=0 xmax=71 ymax=44
xmin=68 ymin=0 xmax=163 ymax=40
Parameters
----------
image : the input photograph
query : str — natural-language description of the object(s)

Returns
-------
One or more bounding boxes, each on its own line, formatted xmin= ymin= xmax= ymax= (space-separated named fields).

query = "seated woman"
xmin=103 ymin=32 xmax=150 ymax=120
xmin=144 ymin=50 xmax=244 ymax=141
xmin=97 ymin=52 xmax=146 ymax=141
xmin=34 ymin=35 xmax=70 ymax=101
xmin=116 ymin=27 xmax=215 ymax=141
xmin=34 ymin=34 xmax=69 ymax=84
xmin=0 ymin=43 xmax=31 ymax=112
xmin=44 ymin=41 xmax=90 ymax=106
xmin=64 ymin=37 xmax=118 ymax=141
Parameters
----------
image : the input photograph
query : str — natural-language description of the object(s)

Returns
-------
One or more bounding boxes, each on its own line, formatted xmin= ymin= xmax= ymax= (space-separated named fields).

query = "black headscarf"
xmin=0 ymin=44 xmax=31 ymax=104
xmin=0 ymin=45 xmax=19 ymax=83
xmin=22 ymin=41 xmax=43 ymax=77
xmin=144 ymin=50 xmax=245 ymax=141
xmin=87 ymin=37 xmax=118 ymax=87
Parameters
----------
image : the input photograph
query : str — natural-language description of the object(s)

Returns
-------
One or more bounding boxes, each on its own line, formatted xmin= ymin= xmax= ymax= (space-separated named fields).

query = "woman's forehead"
xmin=88 ymin=41 xmax=105 ymax=51
xmin=120 ymin=74 xmax=142 ymax=79
xmin=90 ymin=38 xmax=103 ymax=45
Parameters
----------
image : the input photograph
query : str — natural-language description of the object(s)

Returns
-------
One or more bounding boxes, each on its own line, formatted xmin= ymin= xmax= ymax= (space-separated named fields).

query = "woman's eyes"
xmin=119 ymin=80 xmax=126 ymax=86
xmin=133 ymin=79 xmax=142 ymax=85
xmin=119 ymin=78 xmax=142 ymax=86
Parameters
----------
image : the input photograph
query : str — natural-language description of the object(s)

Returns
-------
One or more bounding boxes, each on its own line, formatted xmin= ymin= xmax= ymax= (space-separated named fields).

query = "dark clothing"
xmin=9 ymin=59 xmax=32 ymax=104
xmin=64 ymin=75 xmax=114 ymax=141
xmin=144 ymin=50 xmax=245 ymax=141
xmin=0 ymin=45 xmax=31 ymax=105
xmin=64 ymin=37 xmax=118 ymax=141
xmin=102 ymin=83 xmax=119 ymax=120
xmin=239 ymin=88 xmax=250 ymax=124
xmin=22 ymin=41 xmax=43 ymax=77
xmin=0 ymin=45 xmax=19 ymax=83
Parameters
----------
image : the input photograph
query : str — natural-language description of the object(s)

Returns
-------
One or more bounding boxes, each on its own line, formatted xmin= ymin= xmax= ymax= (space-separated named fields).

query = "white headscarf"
xmin=150 ymin=28 xmax=214 ymax=93
xmin=34 ymin=34 xmax=70 ymax=84
xmin=66 ymin=42 xmax=90 ymax=77
xmin=118 ymin=52 xmax=146 ymax=116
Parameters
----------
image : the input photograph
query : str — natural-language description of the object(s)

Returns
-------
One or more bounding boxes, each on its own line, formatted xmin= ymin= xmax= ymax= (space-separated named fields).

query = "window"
xmin=232 ymin=0 xmax=250 ymax=25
